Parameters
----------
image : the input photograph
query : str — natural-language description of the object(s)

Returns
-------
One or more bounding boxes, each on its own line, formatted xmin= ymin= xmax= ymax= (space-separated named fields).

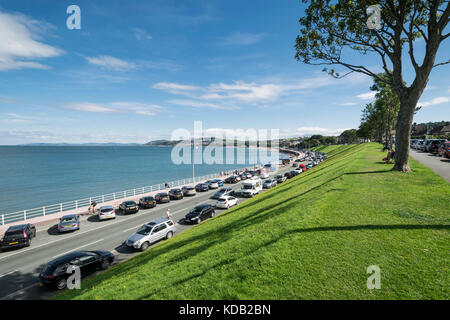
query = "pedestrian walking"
xmin=166 ymin=208 xmax=174 ymax=224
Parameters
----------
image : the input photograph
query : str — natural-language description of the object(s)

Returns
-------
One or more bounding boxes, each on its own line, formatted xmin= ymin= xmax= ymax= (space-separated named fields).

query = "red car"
xmin=438 ymin=141 xmax=450 ymax=158
xmin=299 ymin=164 xmax=307 ymax=172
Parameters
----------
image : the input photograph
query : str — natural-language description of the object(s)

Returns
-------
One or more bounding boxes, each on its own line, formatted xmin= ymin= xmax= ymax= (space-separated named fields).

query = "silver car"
xmin=181 ymin=186 xmax=197 ymax=196
xmin=58 ymin=214 xmax=80 ymax=233
xmin=125 ymin=217 xmax=176 ymax=251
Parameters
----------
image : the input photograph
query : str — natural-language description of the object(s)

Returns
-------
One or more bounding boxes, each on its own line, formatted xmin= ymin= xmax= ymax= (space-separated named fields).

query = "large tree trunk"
xmin=392 ymin=94 xmax=420 ymax=172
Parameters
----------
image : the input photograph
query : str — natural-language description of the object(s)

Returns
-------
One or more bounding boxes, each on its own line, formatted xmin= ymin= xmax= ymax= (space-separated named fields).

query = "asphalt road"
xmin=0 ymin=164 xmax=299 ymax=300
xmin=409 ymin=149 xmax=450 ymax=182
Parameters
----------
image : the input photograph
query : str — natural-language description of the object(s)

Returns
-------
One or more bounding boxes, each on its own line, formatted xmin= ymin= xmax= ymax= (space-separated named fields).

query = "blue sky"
xmin=0 ymin=0 xmax=449 ymax=145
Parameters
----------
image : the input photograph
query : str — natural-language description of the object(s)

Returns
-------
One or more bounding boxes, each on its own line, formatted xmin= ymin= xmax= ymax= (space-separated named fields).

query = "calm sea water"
xmin=0 ymin=146 xmax=286 ymax=214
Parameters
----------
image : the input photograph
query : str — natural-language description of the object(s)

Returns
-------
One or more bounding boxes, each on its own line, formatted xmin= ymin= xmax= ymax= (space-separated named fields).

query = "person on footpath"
xmin=166 ymin=208 xmax=174 ymax=224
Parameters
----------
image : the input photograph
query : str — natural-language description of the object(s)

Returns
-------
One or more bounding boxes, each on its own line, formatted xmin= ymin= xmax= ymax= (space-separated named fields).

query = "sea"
xmin=0 ymin=146 xmax=288 ymax=214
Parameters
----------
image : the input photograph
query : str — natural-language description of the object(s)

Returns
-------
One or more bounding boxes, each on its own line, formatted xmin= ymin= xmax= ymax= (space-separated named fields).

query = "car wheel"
xmin=197 ymin=218 xmax=201 ymax=224
xmin=100 ymin=259 xmax=111 ymax=270
xmin=55 ymin=278 xmax=67 ymax=290
xmin=140 ymin=242 xmax=150 ymax=251
xmin=26 ymin=239 xmax=31 ymax=247
xmin=227 ymin=204 xmax=230 ymax=209
xmin=166 ymin=231 xmax=173 ymax=239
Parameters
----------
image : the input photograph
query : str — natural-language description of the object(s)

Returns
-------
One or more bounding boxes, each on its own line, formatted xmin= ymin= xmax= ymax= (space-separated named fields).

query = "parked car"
xmin=212 ymin=187 xmax=234 ymax=199
xmin=0 ymin=223 xmax=36 ymax=251
xmin=206 ymin=180 xmax=219 ymax=189
xmin=215 ymin=179 xmax=224 ymax=187
xmin=98 ymin=205 xmax=116 ymax=221
xmin=139 ymin=196 xmax=157 ymax=209
xmin=38 ymin=250 xmax=114 ymax=290
xmin=284 ymin=172 xmax=293 ymax=179
xmin=429 ymin=139 xmax=447 ymax=154
xmin=225 ymin=176 xmax=239 ymax=184
xmin=184 ymin=204 xmax=215 ymax=224
xmin=292 ymin=162 xmax=298 ymax=167
xmin=125 ymin=217 xmax=176 ymax=251
xmin=263 ymin=179 xmax=277 ymax=189
xmin=289 ymin=170 xmax=299 ymax=177
xmin=195 ymin=183 xmax=209 ymax=192
xmin=260 ymin=172 xmax=270 ymax=179
xmin=241 ymin=177 xmax=263 ymax=197
xmin=168 ymin=188 xmax=184 ymax=200
xmin=215 ymin=196 xmax=239 ymax=209
xmin=275 ymin=175 xmax=287 ymax=183
xmin=155 ymin=193 xmax=170 ymax=204
xmin=119 ymin=201 xmax=140 ymax=214
xmin=58 ymin=214 xmax=80 ymax=233
xmin=239 ymin=173 xmax=248 ymax=180
xmin=181 ymin=186 xmax=197 ymax=196
xmin=438 ymin=141 xmax=450 ymax=158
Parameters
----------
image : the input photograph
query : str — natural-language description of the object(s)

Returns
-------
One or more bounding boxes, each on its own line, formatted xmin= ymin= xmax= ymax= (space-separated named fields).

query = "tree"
xmin=295 ymin=1 xmax=449 ymax=172
xmin=340 ymin=129 xmax=359 ymax=144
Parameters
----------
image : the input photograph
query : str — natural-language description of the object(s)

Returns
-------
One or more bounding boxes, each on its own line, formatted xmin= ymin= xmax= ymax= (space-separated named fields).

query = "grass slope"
xmin=55 ymin=143 xmax=449 ymax=300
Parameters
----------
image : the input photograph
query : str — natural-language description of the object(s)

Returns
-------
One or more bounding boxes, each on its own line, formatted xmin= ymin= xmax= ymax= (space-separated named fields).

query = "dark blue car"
xmin=215 ymin=179 xmax=224 ymax=187
xmin=195 ymin=183 xmax=209 ymax=192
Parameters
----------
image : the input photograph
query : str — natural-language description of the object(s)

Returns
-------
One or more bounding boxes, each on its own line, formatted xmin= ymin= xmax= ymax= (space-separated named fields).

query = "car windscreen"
xmin=4 ymin=229 xmax=23 ymax=236
xmin=137 ymin=225 xmax=152 ymax=235
xmin=100 ymin=208 xmax=113 ymax=213
xmin=61 ymin=217 xmax=76 ymax=223
xmin=41 ymin=264 xmax=56 ymax=276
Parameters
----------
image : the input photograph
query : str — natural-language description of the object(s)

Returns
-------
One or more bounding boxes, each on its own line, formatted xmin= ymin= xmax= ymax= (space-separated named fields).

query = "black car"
xmin=184 ymin=204 xmax=215 ymax=224
xmin=1 ymin=224 xmax=36 ymax=251
xmin=284 ymin=172 xmax=293 ymax=179
xmin=225 ymin=176 xmax=239 ymax=184
xmin=139 ymin=196 xmax=157 ymax=209
xmin=38 ymin=251 xmax=114 ymax=290
xmin=119 ymin=201 xmax=140 ymax=214
xmin=155 ymin=192 xmax=170 ymax=203
xmin=289 ymin=170 xmax=299 ymax=177
xmin=168 ymin=188 xmax=184 ymax=200
xmin=239 ymin=173 xmax=248 ymax=180
xmin=211 ymin=187 xmax=234 ymax=199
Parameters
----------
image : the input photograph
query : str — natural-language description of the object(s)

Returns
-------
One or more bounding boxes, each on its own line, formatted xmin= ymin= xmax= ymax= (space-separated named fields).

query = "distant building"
xmin=441 ymin=125 xmax=450 ymax=136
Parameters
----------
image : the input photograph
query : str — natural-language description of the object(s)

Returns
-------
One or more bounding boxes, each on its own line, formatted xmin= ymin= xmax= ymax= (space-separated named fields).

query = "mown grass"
xmin=55 ymin=143 xmax=449 ymax=300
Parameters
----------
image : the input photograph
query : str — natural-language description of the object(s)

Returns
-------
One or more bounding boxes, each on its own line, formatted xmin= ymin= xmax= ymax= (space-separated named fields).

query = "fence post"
xmin=102 ymin=195 xmax=105 ymax=203
xmin=24 ymin=210 xmax=27 ymax=221
xmin=43 ymin=206 xmax=46 ymax=216
xmin=60 ymin=203 xmax=63 ymax=213
xmin=1 ymin=214 xmax=4 ymax=226
xmin=134 ymin=189 xmax=136 ymax=196
xmin=76 ymin=200 xmax=78 ymax=209
xmin=114 ymin=193 xmax=116 ymax=200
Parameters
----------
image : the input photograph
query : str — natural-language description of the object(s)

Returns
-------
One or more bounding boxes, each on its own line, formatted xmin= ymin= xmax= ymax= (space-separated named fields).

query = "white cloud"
xmin=356 ymin=92 xmax=376 ymax=100
xmin=220 ymin=32 xmax=267 ymax=46
xmin=340 ymin=102 xmax=358 ymax=106
xmin=152 ymin=82 xmax=200 ymax=95
xmin=132 ymin=28 xmax=152 ymax=40
xmin=418 ymin=96 xmax=450 ymax=107
xmin=0 ymin=10 xmax=63 ymax=71
xmin=86 ymin=55 xmax=136 ymax=71
xmin=294 ymin=127 xmax=350 ymax=136
xmin=65 ymin=102 xmax=162 ymax=116
xmin=169 ymin=99 xmax=237 ymax=110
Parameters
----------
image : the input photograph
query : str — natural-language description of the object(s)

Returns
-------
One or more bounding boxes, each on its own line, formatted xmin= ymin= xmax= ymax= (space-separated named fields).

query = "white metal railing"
xmin=0 ymin=166 xmax=255 ymax=226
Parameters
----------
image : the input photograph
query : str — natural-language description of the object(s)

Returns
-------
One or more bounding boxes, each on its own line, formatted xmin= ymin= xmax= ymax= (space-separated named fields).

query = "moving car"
xmin=38 ymin=251 xmax=114 ymax=290
xmin=260 ymin=172 xmax=270 ymax=179
xmin=215 ymin=196 xmax=239 ymax=209
xmin=211 ymin=187 xmax=234 ymax=199
xmin=125 ymin=217 xmax=176 ymax=251
xmin=195 ymin=183 xmax=209 ymax=192
xmin=119 ymin=201 xmax=140 ymax=214
xmin=263 ymin=179 xmax=277 ymax=189
xmin=58 ymin=214 xmax=80 ymax=233
xmin=239 ymin=173 xmax=248 ymax=180
xmin=206 ymin=180 xmax=219 ymax=189
xmin=215 ymin=179 xmax=224 ymax=187
xmin=275 ymin=175 xmax=287 ymax=183
xmin=168 ymin=188 xmax=184 ymax=200
xmin=184 ymin=204 xmax=215 ymax=224
xmin=181 ymin=186 xmax=196 ymax=196
xmin=0 ymin=223 xmax=36 ymax=251
xmin=139 ymin=196 xmax=157 ymax=209
xmin=98 ymin=205 xmax=116 ymax=220
xmin=155 ymin=193 xmax=170 ymax=204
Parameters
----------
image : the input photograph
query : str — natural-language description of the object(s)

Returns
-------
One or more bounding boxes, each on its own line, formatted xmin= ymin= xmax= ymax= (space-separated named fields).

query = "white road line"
xmin=0 ymin=269 xmax=19 ymax=279
xmin=0 ymin=282 xmax=38 ymax=300
xmin=51 ymin=239 xmax=104 ymax=259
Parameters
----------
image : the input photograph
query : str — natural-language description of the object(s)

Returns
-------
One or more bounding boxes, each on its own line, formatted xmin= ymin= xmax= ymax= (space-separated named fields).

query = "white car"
xmin=215 ymin=196 xmax=239 ymax=209
xmin=98 ymin=205 xmax=116 ymax=220
xmin=260 ymin=172 xmax=269 ymax=179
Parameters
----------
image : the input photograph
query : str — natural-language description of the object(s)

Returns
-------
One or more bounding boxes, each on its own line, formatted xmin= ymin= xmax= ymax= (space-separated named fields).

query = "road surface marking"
xmin=51 ymin=239 xmax=104 ymax=259
xmin=0 ymin=269 xmax=20 ymax=279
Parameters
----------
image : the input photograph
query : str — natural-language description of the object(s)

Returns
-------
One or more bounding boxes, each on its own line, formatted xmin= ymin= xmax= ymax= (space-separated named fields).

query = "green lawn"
xmin=55 ymin=143 xmax=449 ymax=300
